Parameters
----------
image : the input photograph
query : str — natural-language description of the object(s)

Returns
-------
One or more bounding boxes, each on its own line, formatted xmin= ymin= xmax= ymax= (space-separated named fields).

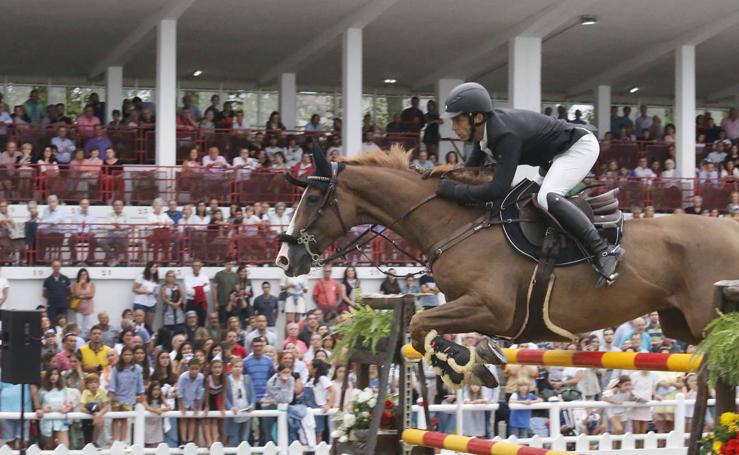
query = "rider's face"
xmin=451 ymin=116 xmax=472 ymax=141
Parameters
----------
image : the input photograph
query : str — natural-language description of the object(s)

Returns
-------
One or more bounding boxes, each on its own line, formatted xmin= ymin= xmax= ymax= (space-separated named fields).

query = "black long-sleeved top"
xmin=465 ymin=108 xmax=588 ymax=201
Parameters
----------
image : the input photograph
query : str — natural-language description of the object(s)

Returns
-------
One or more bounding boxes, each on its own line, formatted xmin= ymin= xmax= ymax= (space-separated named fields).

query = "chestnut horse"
xmin=277 ymin=146 xmax=739 ymax=358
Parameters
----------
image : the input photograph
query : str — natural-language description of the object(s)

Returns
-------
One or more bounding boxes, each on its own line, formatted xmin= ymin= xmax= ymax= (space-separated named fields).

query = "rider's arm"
xmin=467 ymin=134 xmax=522 ymax=201
xmin=464 ymin=143 xmax=486 ymax=167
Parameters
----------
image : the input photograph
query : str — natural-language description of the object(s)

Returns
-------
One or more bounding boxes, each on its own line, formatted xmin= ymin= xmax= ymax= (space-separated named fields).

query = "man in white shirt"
xmin=268 ymin=202 xmax=292 ymax=233
xmin=184 ymin=259 xmax=211 ymax=326
xmin=232 ymin=148 xmax=258 ymax=180
xmin=50 ymin=126 xmax=76 ymax=164
xmin=631 ymin=157 xmax=656 ymax=182
xmin=97 ymin=199 xmax=129 ymax=266
xmin=203 ymin=146 xmax=229 ymax=173
xmin=720 ymin=108 xmax=739 ymax=140
xmin=264 ymin=136 xmax=285 ymax=158
xmin=243 ymin=315 xmax=277 ymax=348
xmin=69 ymin=198 xmax=96 ymax=265
xmin=37 ymin=195 xmax=66 ymax=262
xmin=634 ymin=105 xmax=652 ymax=133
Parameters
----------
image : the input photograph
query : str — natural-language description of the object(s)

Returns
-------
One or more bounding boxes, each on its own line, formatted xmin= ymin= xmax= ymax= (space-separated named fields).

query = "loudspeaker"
xmin=1 ymin=310 xmax=42 ymax=384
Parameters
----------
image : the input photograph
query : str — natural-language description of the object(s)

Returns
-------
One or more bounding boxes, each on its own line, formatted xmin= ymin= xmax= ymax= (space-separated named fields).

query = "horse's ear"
xmin=284 ymin=172 xmax=308 ymax=188
xmin=311 ymin=143 xmax=331 ymax=177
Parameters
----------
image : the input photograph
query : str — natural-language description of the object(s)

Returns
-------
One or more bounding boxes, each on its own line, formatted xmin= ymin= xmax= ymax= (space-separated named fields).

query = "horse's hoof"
xmin=468 ymin=364 xmax=499 ymax=389
xmin=475 ymin=338 xmax=508 ymax=365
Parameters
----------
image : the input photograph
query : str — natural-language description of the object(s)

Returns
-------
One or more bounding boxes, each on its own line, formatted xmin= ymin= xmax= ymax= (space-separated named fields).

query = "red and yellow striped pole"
xmin=402 ymin=428 xmax=577 ymax=455
xmin=402 ymin=345 xmax=702 ymax=373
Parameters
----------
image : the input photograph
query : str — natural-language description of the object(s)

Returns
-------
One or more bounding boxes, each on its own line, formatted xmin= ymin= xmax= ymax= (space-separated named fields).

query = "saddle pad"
xmin=500 ymin=179 xmax=623 ymax=266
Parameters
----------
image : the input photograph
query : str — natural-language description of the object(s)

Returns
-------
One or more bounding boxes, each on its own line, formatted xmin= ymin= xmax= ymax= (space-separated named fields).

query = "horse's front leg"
xmin=409 ymin=294 xmax=503 ymax=389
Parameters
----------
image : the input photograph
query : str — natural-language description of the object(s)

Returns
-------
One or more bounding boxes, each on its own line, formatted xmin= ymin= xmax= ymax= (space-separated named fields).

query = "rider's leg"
xmin=536 ymin=130 xmax=624 ymax=286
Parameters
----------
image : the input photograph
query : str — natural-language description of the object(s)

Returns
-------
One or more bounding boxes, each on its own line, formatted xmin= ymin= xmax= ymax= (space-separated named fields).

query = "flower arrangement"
xmin=332 ymin=302 xmax=394 ymax=360
xmin=701 ymin=412 xmax=739 ymax=454
xmin=331 ymin=388 xmax=398 ymax=443
xmin=695 ymin=311 xmax=739 ymax=388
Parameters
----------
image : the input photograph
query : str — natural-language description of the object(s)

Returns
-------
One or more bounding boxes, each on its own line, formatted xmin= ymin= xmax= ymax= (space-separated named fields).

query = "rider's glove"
xmin=436 ymin=179 xmax=476 ymax=204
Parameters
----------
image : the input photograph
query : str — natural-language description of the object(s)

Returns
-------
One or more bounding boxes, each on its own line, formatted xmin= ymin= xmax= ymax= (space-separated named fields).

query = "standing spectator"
xmin=401 ymin=97 xmax=426 ymax=132
xmin=385 ymin=113 xmax=404 ymax=132
xmin=339 ymin=266 xmax=360 ymax=313
xmin=298 ymin=310 xmax=320 ymax=347
xmin=635 ymin=105 xmax=652 ymax=132
xmin=108 ymin=346 xmax=144 ymax=441
xmin=160 ymin=269 xmax=185 ymax=334
xmin=224 ymin=329 xmax=248 ymax=358
xmin=280 ymin=273 xmax=308 ymax=323
xmin=0 ymin=373 xmax=32 ymax=449
xmin=23 ymin=89 xmax=43 ymax=124
xmin=306 ymin=359 xmax=336 ymax=443
xmin=645 ymin=311 xmax=664 ymax=350
xmin=144 ymin=381 xmax=170 ymax=448
xmin=84 ymin=126 xmax=113 ymax=159
xmin=508 ymin=381 xmax=542 ymax=438
xmin=51 ymin=333 xmax=77 ymax=371
xmin=51 ymin=126 xmax=75 ymax=164
xmin=132 ymin=262 xmax=160 ymax=328
xmin=212 ymin=260 xmax=238 ymax=324
xmin=80 ymin=325 xmax=111 ymax=373
xmin=79 ymin=373 xmax=108 ymax=447
xmin=69 ymin=198 xmax=96 ymax=265
xmin=224 ymin=356 xmax=256 ymax=447
xmin=70 ymin=268 xmax=95 ymax=336
xmin=0 ymin=105 xmax=11 ymax=149
xmin=98 ymin=200 xmax=129 ymax=266
xmin=38 ymin=194 xmax=66 ymax=260
xmin=87 ymin=93 xmax=105 ymax=123
xmin=419 ymin=271 xmax=441 ymax=310
xmin=244 ymin=337 xmax=276 ymax=443
xmin=96 ymin=312 xmax=119 ymax=348
xmin=203 ymin=359 xmax=227 ymax=447
xmin=571 ymin=110 xmax=587 ymax=125
xmin=400 ymin=273 xmax=420 ymax=294
xmin=423 ymin=100 xmax=443 ymax=156
xmin=35 ymin=367 xmax=72 ymax=448
xmin=601 ymin=375 xmax=636 ymax=436
xmin=76 ymin=105 xmax=102 ymax=136
xmin=43 ymin=259 xmax=71 ymax=323
xmin=184 ymin=259 xmax=210 ymax=326
xmin=253 ymin=281 xmax=278 ymax=327
xmin=721 ymin=107 xmax=739 ymax=140
xmin=380 ymin=269 xmax=402 ymax=294
xmin=261 ymin=363 xmax=295 ymax=445
xmin=177 ymin=359 xmax=204 ymax=445
xmin=629 ymin=370 xmax=659 ymax=438
xmin=244 ymin=314 xmax=277 ymax=348
xmin=312 ymin=265 xmax=342 ymax=321
xmin=462 ymin=384 xmax=490 ymax=437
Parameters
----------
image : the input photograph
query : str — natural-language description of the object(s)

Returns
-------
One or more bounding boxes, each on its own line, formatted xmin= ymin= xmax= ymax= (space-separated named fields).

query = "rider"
xmin=435 ymin=82 xmax=624 ymax=286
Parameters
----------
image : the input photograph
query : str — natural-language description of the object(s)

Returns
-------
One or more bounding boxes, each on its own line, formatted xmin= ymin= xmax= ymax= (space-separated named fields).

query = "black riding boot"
xmin=546 ymin=193 xmax=625 ymax=287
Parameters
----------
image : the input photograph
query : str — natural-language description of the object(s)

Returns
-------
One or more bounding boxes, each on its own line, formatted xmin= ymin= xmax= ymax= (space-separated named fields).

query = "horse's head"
xmin=276 ymin=145 xmax=352 ymax=276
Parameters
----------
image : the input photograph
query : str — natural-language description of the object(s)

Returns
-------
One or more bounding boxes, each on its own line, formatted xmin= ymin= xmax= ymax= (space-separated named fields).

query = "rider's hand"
xmin=436 ymin=179 xmax=475 ymax=204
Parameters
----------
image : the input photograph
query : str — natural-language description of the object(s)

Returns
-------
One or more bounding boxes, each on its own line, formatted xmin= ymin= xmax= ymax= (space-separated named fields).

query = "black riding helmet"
xmin=441 ymin=82 xmax=493 ymax=119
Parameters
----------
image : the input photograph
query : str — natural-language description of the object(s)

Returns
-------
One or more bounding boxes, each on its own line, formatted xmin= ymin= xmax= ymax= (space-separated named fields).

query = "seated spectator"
xmin=727 ymin=192 xmax=739 ymax=214
xmin=662 ymin=123 xmax=676 ymax=143
xmin=183 ymin=147 xmax=201 ymax=170
xmin=203 ymin=146 xmax=229 ymax=175
xmin=721 ymin=160 xmax=739 ymax=179
xmin=219 ymin=102 xmax=235 ymax=129
xmin=69 ymin=198 xmax=96 ymax=265
xmin=165 ymin=200 xmax=182 ymax=225
xmin=292 ymin=151 xmax=314 ymax=177
xmin=38 ymin=146 xmax=60 ymax=175
xmin=660 ymin=158 xmax=677 ymax=179
xmin=265 ymin=111 xmax=286 ymax=133
xmin=11 ymin=105 xmax=30 ymax=126
xmin=108 ymin=109 xmax=123 ymax=127
xmin=284 ymin=136 xmax=302 ymax=167
xmin=630 ymin=157 xmax=656 ymax=180
xmin=271 ymin=151 xmax=289 ymax=170
xmin=232 ymin=110 xmax=250 ymax=131
xmin=51 ymin=126 xmax=76 ymax=164
xmin=96 ymin=200 xmax=129 ymax=266
xmin=256 ymin=149 xmax=271 ymax=168
xmin=148 ymin=198 xmax=175 ymax=262
xmin=80 ymin=325 xmax=112 ymax=373
xmin=268 ymin=202 xmax=291 ymax=233
xmin=282 ymin=322 xmax=308 ymax=354
xmin=411 ymin=150 xmax=435 ymax=171
xmin=233 ymin=148 xmax=258 ymax=180
xmin=84 ymin=126 xmax=113 ymax=159
xmin=265 ymin=136 xmax=285 ymax=158
xmin=697 ymin=161 xmax=719 ymax=184
xmin=304 ymin=114 xmax=323 ymax=133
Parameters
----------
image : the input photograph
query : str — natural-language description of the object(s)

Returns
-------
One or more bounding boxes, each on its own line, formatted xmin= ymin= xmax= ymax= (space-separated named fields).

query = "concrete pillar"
xmin=105 ymin=66 xmax=123 ymax=124
xmin=675 ymin=45 xmax=696 ymax=180
xmin=436 ymin=78 xmax=464 ymax=161
xmin=594 ymin=85 xmax=611 ymax=139
xmin=508 ymin=36 xmax=541 ymax=112
xmin=342 ymin=27 xmax=362 ymax=156
xmin=155 ymin=19 xmax=177 ymax=166
xmin=279 ymin=72 xmax=297 ymax=130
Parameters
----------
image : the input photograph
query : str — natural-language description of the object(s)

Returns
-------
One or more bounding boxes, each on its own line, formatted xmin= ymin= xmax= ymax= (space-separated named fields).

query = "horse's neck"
xmin=345 ymin=167 xmax=487 ymax=254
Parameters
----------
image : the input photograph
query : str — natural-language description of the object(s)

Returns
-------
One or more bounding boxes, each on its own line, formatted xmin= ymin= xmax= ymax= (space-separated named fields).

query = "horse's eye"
xmin=307 ymin=194 xmax=320 ymax=204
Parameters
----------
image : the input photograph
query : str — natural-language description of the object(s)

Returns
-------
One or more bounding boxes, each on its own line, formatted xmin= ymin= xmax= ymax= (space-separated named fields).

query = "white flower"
xmin=358 ymin=390 xmax=373 ymax=403
xmin=361 ymin=411 xmax=370 ymax=418
xmin=339 ymin=435 xmax=348 ymax=443
xmin=351 ymin=389 xmax=361 ymax=400
xmin=368 ymin=397 xmax=377 ymax=408
xmin=331 ymin=430 xmax=343 ymax=439
xmin=343 ymin=413 xmax=357 ymax=428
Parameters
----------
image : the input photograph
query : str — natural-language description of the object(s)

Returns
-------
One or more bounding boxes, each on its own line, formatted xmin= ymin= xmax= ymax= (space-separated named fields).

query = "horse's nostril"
xmin=276 ymin=256 xmax=289 ymax=269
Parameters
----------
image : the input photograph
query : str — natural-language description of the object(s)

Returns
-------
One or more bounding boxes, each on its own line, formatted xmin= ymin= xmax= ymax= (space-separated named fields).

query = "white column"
xmin=436 ymin=78 xmax=464 ymax=161
xmin=279 ymin=72 xmax=297 ymax=130
xmin=594 ymin=85 xmax=611 ymax=139
xmin=508 ymin=36 xmax=541 ymax=112
xmin=675 ymin=44 xmax=696 ymax=180
xmin=342 ymin=27 xmax=362 ymax=156
xmin=105 ymin=66 xmax=123 ymax=123
xmin=155 ymin=19 xmax=177 ymax=166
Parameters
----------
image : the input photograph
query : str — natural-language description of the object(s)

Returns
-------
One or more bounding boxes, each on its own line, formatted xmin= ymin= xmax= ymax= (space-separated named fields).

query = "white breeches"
xmin=536 ymin=129 xmax=599 ymax=210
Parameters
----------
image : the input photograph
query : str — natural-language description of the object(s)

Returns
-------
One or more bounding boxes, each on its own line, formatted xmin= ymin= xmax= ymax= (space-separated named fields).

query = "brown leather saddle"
xmin=500 ymin=179 xmax=624 ymax=266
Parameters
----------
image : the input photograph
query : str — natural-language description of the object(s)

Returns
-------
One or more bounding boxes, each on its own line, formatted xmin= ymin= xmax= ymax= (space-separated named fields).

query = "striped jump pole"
xmin=402 ymin=345 xmax=702 ymax=373
xmin=402 ymin=428 xmax=577 ymax=455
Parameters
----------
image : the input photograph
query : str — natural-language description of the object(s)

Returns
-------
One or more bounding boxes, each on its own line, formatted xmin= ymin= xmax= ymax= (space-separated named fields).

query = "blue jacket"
xmin=223 ymin=373 xmax=256 ymax=439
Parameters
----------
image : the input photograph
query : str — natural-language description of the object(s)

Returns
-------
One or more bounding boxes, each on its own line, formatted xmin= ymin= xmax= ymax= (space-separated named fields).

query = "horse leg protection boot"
xmin=546 ymin=193 xmax=625 ymax=287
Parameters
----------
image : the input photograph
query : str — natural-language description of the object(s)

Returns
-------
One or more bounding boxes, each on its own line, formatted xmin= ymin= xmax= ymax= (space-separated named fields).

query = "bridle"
xmin=279 ymin=161 xmax=437 ymax=274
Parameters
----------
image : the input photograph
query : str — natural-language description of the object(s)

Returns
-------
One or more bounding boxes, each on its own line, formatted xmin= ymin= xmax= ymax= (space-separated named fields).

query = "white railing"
xmin=3 ymin=394 xmax=735 ymax=455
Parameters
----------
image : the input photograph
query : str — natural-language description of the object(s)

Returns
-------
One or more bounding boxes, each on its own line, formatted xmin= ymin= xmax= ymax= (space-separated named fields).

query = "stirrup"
xmin=593 ymin=246 xmax=624 ymax=287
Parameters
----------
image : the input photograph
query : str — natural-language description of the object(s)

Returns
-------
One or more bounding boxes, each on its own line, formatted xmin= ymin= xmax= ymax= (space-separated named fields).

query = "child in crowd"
xmin=177 ymin=359 xmax=204 ymax=445
xmin=37 ymin=367 xmax=72 ymax=448
xmin=508 ymin=380 xmax=542 ymax=438
xmin=462 ymin=383 xmax=490 ymax=437
xmin=203 ymin=359 xmax=227 ymax=446
xmin=108 ymin=346 xmax=145 ymax=442
xmin=79 ymin=373 xmax=109 ymax=447
xmin=144 ymin=381 xmax=171 ymax=447
xmin=602 ymin=375 xmax=639 ymax=435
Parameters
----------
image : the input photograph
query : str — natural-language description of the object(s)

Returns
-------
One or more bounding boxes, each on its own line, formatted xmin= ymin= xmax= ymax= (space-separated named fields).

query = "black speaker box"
xmin=1 ymin=310 xmax=42 ymax=384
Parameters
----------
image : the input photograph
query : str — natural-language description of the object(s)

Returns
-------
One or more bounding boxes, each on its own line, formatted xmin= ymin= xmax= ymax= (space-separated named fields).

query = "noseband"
xmin=280 ymin=161 xmax=437 ymax=270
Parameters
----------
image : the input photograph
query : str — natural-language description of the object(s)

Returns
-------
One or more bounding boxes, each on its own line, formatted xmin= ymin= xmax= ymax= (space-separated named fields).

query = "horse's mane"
xmin=337 ymin=145 xmax=492 ymax=185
